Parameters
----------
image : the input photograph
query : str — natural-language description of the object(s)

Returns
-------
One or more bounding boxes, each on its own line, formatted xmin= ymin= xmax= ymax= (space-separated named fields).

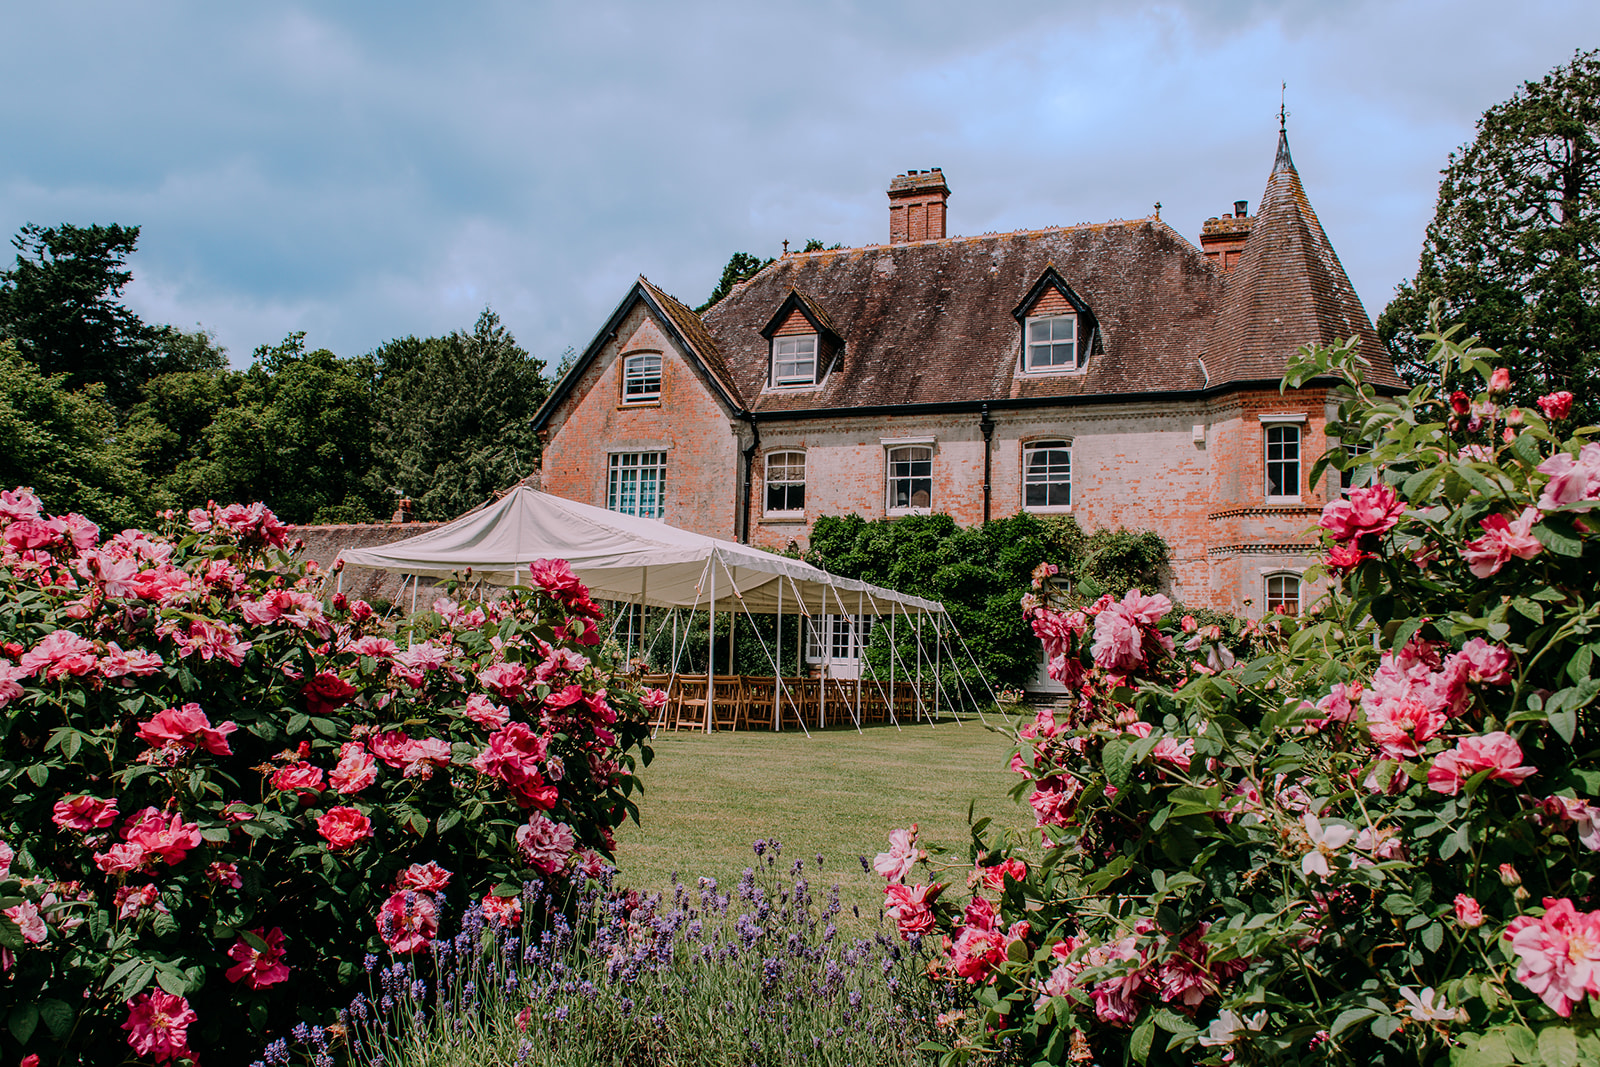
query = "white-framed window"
xmin=607 ymin=452 xmax=666 ymax=518
xmin=1264 ymin=572 xmax=1302 ymax=616
xmin=764 ymin=451 xmax=806 ymax=515
xmin=886 ymin=445 xmax=933 ymax=513
xmin=805 ymin=614 xmax=874 ymax=664
xmin=621 ymin=353 xmax=661 ymax=403
xmin=1340 ymin=441 xmax=1373 ymax=493
xmin=772 ymin=334 xmax=818 ymax=387
xmin=1264 ymin=424 xmax=1301 ymax=500
xmin=1023 ymin=440 xmax=1072 ymax=509
xmin=1024 ymin=314 xmax=1079 ymax=372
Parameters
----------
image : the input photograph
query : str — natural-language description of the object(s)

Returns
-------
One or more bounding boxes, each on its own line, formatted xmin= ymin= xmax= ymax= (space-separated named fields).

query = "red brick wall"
xmin=773 ymin=310 xmax=812 ymax=336
xmin=1027 ymin=289 xmax=1072 ymax=317
xmin=540 ymin=305 xmax=742 ymax=539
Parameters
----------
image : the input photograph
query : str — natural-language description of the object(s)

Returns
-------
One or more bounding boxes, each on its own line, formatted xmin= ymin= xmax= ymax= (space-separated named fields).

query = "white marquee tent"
xmin=334 ymin=487 xmax=989 ymax=733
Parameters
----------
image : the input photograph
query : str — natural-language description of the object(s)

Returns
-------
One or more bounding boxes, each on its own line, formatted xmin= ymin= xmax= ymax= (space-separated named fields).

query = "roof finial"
xmin=782 ymin=239 xmax=789 ymax=256
xmin=1153 ymin=200 xmax=1161 ymax=220
xmin=1273 ymin=84 xmax=1295 ymax=174
xmin=1279 ymin=81 xmax=1287 ymax=132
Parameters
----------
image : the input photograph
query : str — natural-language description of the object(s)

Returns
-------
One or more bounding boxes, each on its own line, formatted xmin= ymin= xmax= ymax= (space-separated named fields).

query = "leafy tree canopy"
xmin=697 ymin=252 xmax=772 ymax=313
xmin=370 ymin=307 xmax=547 ymax=522
xmin=1379 ymin=49 xmax=1600 ymax=421
xmin=0 ymin=223 xmax=166 ymax=407
xmin=0 ymin=340 xmax=143 ymax=529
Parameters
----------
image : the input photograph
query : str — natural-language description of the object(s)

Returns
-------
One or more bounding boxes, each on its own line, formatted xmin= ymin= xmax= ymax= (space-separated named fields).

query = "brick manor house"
xmin=532 ymin=128 xmax=1403 ymax=620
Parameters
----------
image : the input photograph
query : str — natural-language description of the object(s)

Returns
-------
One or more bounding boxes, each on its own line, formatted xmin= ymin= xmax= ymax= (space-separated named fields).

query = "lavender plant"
xmin=260 ymin=842 xmax=962 ymax=1067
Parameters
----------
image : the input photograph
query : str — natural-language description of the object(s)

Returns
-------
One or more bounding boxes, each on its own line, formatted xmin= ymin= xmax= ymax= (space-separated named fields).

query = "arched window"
xmin=764 ymin=451 xmax=806 ymax=515
xmin=887 ymin=446 xmax=933 ymax=512
xmin=622 ymin=353 xmax=662 ymax=403
xmin=1264 ymin=572 xmax=1302 ymax=616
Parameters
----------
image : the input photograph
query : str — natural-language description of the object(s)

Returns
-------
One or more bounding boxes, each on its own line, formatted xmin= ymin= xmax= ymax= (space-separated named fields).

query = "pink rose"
xmin=316 ymin=807 xmax=373 ymax=851
xmin=4 ymin=901 xmax=47 ymax=944
xmin=482 ymin=892 xmax=523 ymax=929
xmin=369 ymin=730 xmax=412 ymax=769
xmin=873 ymin=825 xmax=922 ymax=881
xmin=515 ymin=812 xmax=576 ymax=874
xmin=1539 ymin=391 xmax=1575 ymax=421
xmin=462 ymin=693 xmax=510 ymax=728
xmin=94 ymin=842 xmax=149 ymax=875
xmin=121 ymin=990 xmax=196 ymax=1063
xmin=206 ymin=861 xmax=243 ymax=889
xmin=1455 ymin=894 xmax=1485 ymax=929
xmin=271 ymin=761 xmax=326 ymax=794
xmin=1090 ymin=589 xmax=1174 ymax=673
xmin=52 ymin=794 xmax=119 ymax=831
xmin=377 ymin=890 xmax=439 ymax=954
xmin=225 ymin=927 xmax=291 ymax=988
xmin=883 ymin=882 xmax=942 ymax=938
xmin=1428 ymin=732 xmax=1537 ymax=795
xmin=1152 ymin=737 xmax=1194 ymax=773
xmin=122 ymin=809 xmax=203 ymax=866
xmin=329 ymin=742 xmax=378 ymax=794
xmin=1505 ymin=898 xmax=1600 ymax=1017
xmin=1319 ymin=484 xmax=1405 ymax=543
xmin=19 ymin=630 xmax=99 ymax=682
xmin=1462 ymin=507 xmax=1544 ymax=577
xmin=136 ymin=703 xmax=239 ymax=755
xmin=397 ymin=862 xmax=452 ymax=893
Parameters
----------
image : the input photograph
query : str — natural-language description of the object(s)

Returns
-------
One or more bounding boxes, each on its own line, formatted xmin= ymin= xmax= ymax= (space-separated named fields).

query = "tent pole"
xmin=890 ymin=607 xmax=896 ymax=720
xmin=934 ymin=613 xmax=942 ymax=722
xmin=638 ymin=567 xmax=648 ymax=669
xmin=336 ymin=570 xmax=343 ymax=596
xmin=916 ymin=612 xmax=923 ymax=723
xmin=706 ymin=557 xmax=716 ymax=734
xmin=774 ymin=579 xmax=783 ymax=731
xmin=410 ymin=575 xmax=418 ymax=616
xmin=728 ymin=607 xmax=736 ymax=676
xmin=855 ymin=589 xmax=864 ymax=724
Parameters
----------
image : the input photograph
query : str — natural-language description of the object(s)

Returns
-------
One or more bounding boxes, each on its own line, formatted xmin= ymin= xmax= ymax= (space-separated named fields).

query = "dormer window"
xmin=773 ymin=335 xmax=817 ymax=387
xmin=1013 ymin=267 xmax=1096 ymax=376
xmin=761 ymin=288 xmax=842 ymax=392
xmin=1025 ymin=315 xmax=1079 ymax=371
xmin=621 ymin=353 xmax=661 ymax=403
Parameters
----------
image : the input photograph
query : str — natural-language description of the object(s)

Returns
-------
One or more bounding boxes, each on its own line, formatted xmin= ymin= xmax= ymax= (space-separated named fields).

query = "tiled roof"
xmin=1206 ymin=131 xmax=1403 ymax=389
xmin=688 ymin=132 xmax=1399 ymax=412
xmin=637 ymin=276 xmax=745 ymax=407
xmin=703 ymin=219 xmax=1224 ymax=412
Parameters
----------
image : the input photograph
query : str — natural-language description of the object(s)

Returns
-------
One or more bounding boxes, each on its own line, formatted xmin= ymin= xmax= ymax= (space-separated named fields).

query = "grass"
xmin=611 ymin=714 xmax=1034 ymax=920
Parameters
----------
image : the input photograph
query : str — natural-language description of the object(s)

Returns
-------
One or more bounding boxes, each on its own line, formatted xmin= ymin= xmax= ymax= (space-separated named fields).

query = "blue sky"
xmin=4 ymin=1 xmax=1597 ymax=367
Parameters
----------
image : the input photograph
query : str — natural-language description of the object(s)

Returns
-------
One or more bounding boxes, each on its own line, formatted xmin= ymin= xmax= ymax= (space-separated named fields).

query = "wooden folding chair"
xmin=710 ymin=675 xmax=743 ymax=731
xmin=672 ymin=674 xmax=709 ymax=731
xmin=740 ymin=675 xmax=775 ymax=730
xmin=642 ymin=673 xmax=670 ymax=730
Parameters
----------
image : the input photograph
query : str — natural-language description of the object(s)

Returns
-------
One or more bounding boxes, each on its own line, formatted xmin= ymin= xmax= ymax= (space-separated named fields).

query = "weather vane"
xmin=1279 ymin=82 xmax=1289 ymax=131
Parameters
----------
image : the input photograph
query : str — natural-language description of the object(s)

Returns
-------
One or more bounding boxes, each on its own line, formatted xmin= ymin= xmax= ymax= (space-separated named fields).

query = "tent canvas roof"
xmin=335 ymin=486 xmax=944 ymax=617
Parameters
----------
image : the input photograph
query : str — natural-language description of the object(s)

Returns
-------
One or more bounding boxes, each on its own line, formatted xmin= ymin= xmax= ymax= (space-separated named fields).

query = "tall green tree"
xmin=371 ymin=308 xmax=546 ymax=521
xmin=0 ymin=341 xmax=143 ymax=528
xmin=696 ymin=251 xmax=772 ymax=313
xmin=0 ymin=223 xmax=165 ymax=407
xmin=1379 ymin=49 xmax=1600 ymax=420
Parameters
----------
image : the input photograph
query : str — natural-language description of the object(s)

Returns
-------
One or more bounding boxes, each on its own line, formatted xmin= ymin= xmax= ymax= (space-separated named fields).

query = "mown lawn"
xmin=611 ymin=714 xmax=1033 ymax=919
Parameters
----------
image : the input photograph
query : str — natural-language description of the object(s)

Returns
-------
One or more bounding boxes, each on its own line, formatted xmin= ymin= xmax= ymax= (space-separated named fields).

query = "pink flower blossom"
xmin=1456 ymin=638 xmax=1511 ymax=684
xmin=479 ymin=661 xmax=530 ymax=700
xmin=122 ymin=809 xmax=203 ymax=866
xmin=348 ymin=635 xmax=398 ymax=659
xmin=302 ymin=672 xmax=357 ymax=716
xmin=122 ymin=990 xmax=196 ymax=1063
xmin=1455 ymin=894 xmax=1485 ymax=929
xmin=462 ymin=693 xmax=510 ymax=728
xmin=1029 ymin=776 xmax=1083 ymax=829
xmin=1539 ymin=391 xmax=1575 ymax=420
xmin=1537 ymin=444 xmax=1600 ymax=512
xmin=114 ymin=884 xmax=166 ymax=921
xmin=0 ymin=487 xmax=42 ymax=523
xmin=0 ymin=839 xmax=12 ymax=878
xmin=1427 ymin=732 xmax=1537 ymax=795
xmin=1505 ymin=898 xmax=1600 ymax=1017
xmin=369 ymin=730 xmax=412 ymax=768
xmin=315 ymin=807 xmax=373 ymax=851
xmin=951 ymin=923 xmax=1008 ymax=983
xmin=1462 ymin=507 xmax=1544 ymax=577
xmin=206 ymin=861 xmax=243 ymax=889
xmin=169 ymin=618 xmax=250 ymax=665
xmin=873 ymin=825 xmax=922 ymax=881
xmin=401 ymin=736 xmax=453 ymax=778
xmin=136 ymin=703 xmax=238 ymax=755
xmin=1090 ymin=589 xmax=1174 ymax=673
xmin=377 ymin=891 xmax=440 ymax=954
xmin=271 ymin=761 xmax=326 ymax=794
xmin=4 ymin=901 xmax=47 ymax=943
xmin=978 ymin=858 xmax=1027 ymax=892
xmin=225 ymin=927 xmax=291 ymax=988
xmin=1301 ymin=814 xmax=1355 ymax=879
xmin=98 ymin=643 xmax=164 ymax=679
xmin=94 ymin=842 xmax=149 ymax=875
xmin=329 ymin=742 xmax=378 ymax=794
xmin=474 ymin=723 xmax=558 ymax=809
xmin=528 ymin=558 xmax=587 ymax=602
xmin=0 ymin=662 xmax=24 ymax=709
xmin=19 ymin=629 xmax=99 ymax=681
xmin=884 ymin=883 xmax=942 ymax=939
xmin=397 ymin=862 xmax=453 ymax=893
xmin=52 ymin=794 xmax=118 ymax=831
xmin=516 ymin=812 xmax=576 ymax=874
xmin=1319 ymin=484 xmax=1405 ymax=543
xmin=1152 ymin=738 xmax=1195 ymax=773
xmin=482 ymin=893 xmax=522 ymax=929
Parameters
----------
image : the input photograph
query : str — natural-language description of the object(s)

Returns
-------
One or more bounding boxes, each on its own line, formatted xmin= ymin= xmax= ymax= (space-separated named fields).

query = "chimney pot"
xmin=1234 ymin=199 xmax=1249 ymax=217
xmin=887 ymin=168 xmax=951 ymax=244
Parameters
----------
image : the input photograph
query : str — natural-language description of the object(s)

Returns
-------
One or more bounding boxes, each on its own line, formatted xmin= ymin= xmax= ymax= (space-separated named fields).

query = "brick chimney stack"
xmin=1199 ymin=199 xmax=1252 ymax=273
xmin=888 ymin=168 xmax=949 ymax=244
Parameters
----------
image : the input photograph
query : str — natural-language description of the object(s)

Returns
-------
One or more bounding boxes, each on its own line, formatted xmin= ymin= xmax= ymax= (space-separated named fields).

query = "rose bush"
xmin=884 ymin=317 xmax=1600 ymax=1065
xmin=0 ymin=497 xmax=654 ymax=1063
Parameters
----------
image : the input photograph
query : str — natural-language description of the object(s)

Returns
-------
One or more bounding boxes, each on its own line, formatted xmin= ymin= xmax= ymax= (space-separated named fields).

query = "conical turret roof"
xmin=1208 ymin=129 xmax=1402 ymax=388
